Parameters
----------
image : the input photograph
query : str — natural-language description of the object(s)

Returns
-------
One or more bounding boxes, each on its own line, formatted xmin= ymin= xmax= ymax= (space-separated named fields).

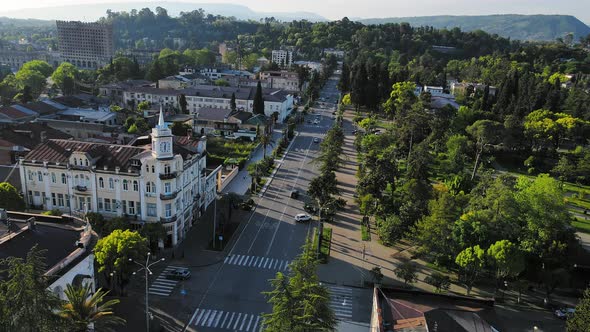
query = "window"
xmin=164 ymin=164 xmax=171 ymax=174
xmin=146 ymin=182 xmax=152 ymax=193
xmin=151 ymin=165 xmax=155 ymax=173
xmin=51 ymin=193 xmax=57 ymax=206
xmin=136 ymin=201 xmax=141 ymax=216
xmin=133 ymin=180 xmax=138 ymax=191
xmin=58 ymin=194 xmax=64 ymax=207
xmin=51 ymin=173 xmax=56 ymax=183
xmin=86 ymin=197 xmax=92 ymax=211
xmin=28 ymin=171 xmax=33 ymax=181
xmin=65 ymin=194 xmax=70 ymax=207
xmin=104 ymin=198 xmax=111 ymax=212
xmin=109 ymin=178 xmax=114 ymax=189
xmin=175 ymin=199 xmax=181 ymax=211
xmin=98 ymin=198 xmax=103 ymax=210
xmin=78 ymin=197 xmax=85 ymax=210
xmin=85 ymin=159 xmax=89 ymax=166
xmin=99 ymin=177 xmax=104 ymax=188
xmin=61 ymin=173 xmax=66 ymax=184
xmin=129 ymin=201 xmax=135 ymax=215
xmin=38 ymin=171 xmax=43 ymax=181
xmin=145 ymin=164 xmax=149 ymax=173
xmin=147 ymin=203 xmax=157 ymax=217
xmin=122 ymin=200 xmax=127 ymax=213
xmin=164 ymin=182 xmax=171 ymax=193
xmin=122 ymin=180 xmax=128 ymax=191
xmin=74 ymin=175 xmax=79 ymax=185
xmin=165 ymin=203 xmax=172 ymax=218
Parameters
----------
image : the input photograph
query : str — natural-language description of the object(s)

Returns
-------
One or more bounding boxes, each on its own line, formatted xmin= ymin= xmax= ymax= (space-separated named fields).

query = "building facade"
xmin=56 ymin=20 xmax=114 ymax=70
xmin=19 ymin=111 xmax=219 ymax=247
xmin=271 ymin=50 xmax=293 ymax=68
xmin=259 ymin=71 xmax=299 ymax=92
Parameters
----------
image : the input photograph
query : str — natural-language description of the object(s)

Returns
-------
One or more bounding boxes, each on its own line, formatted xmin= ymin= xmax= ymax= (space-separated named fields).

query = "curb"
xmin=258 ymin=132 xmax=299 ymax=197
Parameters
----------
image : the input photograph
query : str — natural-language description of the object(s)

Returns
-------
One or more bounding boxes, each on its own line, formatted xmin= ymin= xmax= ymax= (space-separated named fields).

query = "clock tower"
xmin=152 ymin=108 xmax=173 ymax=159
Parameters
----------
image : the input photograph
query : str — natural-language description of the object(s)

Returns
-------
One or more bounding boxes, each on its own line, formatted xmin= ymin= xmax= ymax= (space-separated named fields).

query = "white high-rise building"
xmin=19 ymin=109 xmax=220 ymax=247
xmin=56 ymin=20 xmax=114 ymax=69
xmin=271 ymin=50 xmax=293 ymax=68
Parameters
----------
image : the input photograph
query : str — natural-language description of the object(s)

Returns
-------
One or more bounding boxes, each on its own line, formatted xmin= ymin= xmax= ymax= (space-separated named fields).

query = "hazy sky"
xmin=2 ymin=0 xmax=589 ymax=22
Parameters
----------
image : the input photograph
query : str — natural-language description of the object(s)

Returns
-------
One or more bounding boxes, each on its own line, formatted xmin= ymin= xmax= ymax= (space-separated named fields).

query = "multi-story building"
xmin=259 ymin=71 xmax=300 ymax=92
xmin=19 ymin=111 xmax=220 ymax=247
xmin=0 ymin=49 xmax=60 ymax=71
xmin=118 ymin=85 xmax=294 ymax=123
xmin=271 ymin=50 xmax=293 ymax=68
xmin=56 ymin=20 xmax=114 ymax=70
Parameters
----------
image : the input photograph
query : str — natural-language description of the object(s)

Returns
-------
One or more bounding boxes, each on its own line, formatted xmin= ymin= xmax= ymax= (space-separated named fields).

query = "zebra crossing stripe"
xmin=246 ymin=315 xmax=254 ymax=331
xmin=207 ymin=310 xmax=218 ymax=327
xmin=214 ymin=311 xmax=224 ymax=327
xmin=200 ymin=310 xmax=211 ymax=326
xmin=252 ymin=257 xmax=260 ymax=266
xmin=226 ymin=312 xmax=236 ymax=329
xmin=253 ymin=316 xmax=261 ymax=332
xmin=220 ymin=311 xmax=230 ymax=329
xmin=194 ymin=309 xmax=205 ymax=326
xmin=233 ymin=313 xmax=242 ymax=330
xmin=148 ymin=290 xmax=169 ymax=296
xmin=239 ymin=313 xmax=248 ymax=330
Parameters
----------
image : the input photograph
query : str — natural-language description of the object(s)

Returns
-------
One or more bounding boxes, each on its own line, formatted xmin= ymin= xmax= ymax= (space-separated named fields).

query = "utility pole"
xmin=213 ymin=194 xmax=217 ymax=249
xmin=130 ymin=253 xmax=165 ymax=332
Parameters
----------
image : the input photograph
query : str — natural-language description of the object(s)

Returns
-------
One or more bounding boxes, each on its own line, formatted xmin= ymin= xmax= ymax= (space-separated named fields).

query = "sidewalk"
xmin=221 ymin=128 xmax=284 ymax=196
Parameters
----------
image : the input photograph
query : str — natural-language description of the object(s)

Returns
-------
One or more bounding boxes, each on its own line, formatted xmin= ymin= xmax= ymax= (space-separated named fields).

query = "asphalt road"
xmin=139 ymin=77 xmax=341 ymax=332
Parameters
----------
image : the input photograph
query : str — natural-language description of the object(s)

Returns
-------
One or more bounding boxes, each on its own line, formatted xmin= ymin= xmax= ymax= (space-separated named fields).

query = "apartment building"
xmin=120 ymin=85 xmax=294 ymax=123
xmin=56 ymin=20 xmax=114 ymax=69
xmin=271 ymin=50 xmax=293 ymax=68
xmin=259 ymin=71 xmax=300 ymax=92
xmin=19 ymin=111 xmax=219 ymax=247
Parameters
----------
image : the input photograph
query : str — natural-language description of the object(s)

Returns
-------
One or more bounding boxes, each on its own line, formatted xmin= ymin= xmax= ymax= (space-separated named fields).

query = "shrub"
xmin=42 ymin=209 xmax=63 ymax=216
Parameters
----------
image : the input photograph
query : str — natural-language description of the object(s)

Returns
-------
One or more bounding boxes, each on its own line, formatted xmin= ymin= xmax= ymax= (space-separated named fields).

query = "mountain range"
xmin=0 ymin=2 xmax=327 ymax=22
xmin=358 ymin=14 xmax=590 ymax=41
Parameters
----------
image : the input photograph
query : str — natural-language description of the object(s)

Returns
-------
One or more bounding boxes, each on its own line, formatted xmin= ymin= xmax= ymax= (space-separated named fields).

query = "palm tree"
xmin=60 ymin=283 xmax=125 ymax=332
xmin=259 ymin=131 xmax=274 ymax=157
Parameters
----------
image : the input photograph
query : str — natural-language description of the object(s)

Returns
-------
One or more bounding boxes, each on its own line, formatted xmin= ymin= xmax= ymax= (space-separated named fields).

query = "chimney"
xmin=40 ymin=131 xmax=47 ymax=143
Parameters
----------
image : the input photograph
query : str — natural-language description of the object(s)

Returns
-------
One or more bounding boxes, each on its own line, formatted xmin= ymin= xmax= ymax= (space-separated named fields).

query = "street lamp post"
xmin=130 ymin=253 xmax=165 ymax=332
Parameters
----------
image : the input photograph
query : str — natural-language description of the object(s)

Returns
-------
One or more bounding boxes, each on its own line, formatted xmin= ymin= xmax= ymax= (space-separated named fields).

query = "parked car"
xmin=554 ymin=307 xmax=575 ymax=320
xmin=290 ymin=190 xmax=300 ymax=199
xmin=313 ymin=137 xmax=320 ymax=143
xmin=166 ymin=268 xmax=191 ymax=280
xmin=295 ymin=213 xmax=312 ymax=222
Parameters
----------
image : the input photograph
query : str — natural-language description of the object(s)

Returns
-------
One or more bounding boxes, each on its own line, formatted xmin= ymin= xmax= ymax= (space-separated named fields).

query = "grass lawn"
xmin=313 ymin=227 xmax=332 ymax=264
xmin=572 ymin=217 xmax=590 ymax=234
xmin=566 ymin=197 xmax=590 ymax=210
xmin=207 ymin=137 xmax=257 ymax=166
xmin=361 ymin=224 xmax=371 ymax=241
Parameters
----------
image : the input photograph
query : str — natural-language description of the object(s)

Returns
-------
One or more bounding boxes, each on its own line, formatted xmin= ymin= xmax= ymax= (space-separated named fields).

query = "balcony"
xmin=160 ymin=215 xmax=177 ymax=224
xmin=159 ymin=172 xmax=177 ymax=180
xmin=74 ymin=185 xmax=88 ymax=192
xmin=160 ymin=191 xmax=178 ymax=200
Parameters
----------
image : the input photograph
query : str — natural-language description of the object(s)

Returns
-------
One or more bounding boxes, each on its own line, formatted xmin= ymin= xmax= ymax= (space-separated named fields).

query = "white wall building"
xmin=19 ymin=110 xmax=220 ymax=247
xmin=271 ymin=50 xmax=293 ymax=68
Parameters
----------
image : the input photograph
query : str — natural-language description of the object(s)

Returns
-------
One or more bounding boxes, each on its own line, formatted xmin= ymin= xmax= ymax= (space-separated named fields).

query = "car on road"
xmin=166 ymin=268 xmax=191 ymax=280
xmin=313 ymin=120 xmax=319 ymax=125
xmin=295 ymin=213 xmax=312 ymax=222
xmin=313 ymin=138 xmax=320 ymax=143
xmin=554 ymin=307 xmax=575 ymax=320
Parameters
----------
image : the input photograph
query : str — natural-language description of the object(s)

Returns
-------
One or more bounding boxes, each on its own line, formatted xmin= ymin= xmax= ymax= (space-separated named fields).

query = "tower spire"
xmin=158 ymin=105 xmax=165 ymax=128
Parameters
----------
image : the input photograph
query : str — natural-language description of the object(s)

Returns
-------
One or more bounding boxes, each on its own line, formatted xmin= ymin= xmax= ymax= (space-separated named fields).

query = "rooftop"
xmin=57 ymin=108 xmax=116 ymax=122
xmin=194 ymin=107 xmax=234 ymax=122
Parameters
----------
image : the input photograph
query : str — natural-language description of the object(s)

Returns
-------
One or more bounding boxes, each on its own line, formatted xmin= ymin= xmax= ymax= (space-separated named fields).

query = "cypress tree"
xmin=350 ymin=64 xmax=367 ymax=111
xmin=230 ymin=92 xmax=237 ymax=111
xmin=253 ymin=81 xmax=265 ymax=115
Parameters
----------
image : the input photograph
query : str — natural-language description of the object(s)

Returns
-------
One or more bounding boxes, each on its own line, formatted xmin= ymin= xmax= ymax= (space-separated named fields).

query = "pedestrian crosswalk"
xmin=224 ymin=254 xmax=291 ymax=271
xmin=192 ymin=308 xmax=264 ymax=331
xmin=148 ymin=265 xmax=184 ymax=296
xmin=326 ymin=285 xmax=353 ymax=321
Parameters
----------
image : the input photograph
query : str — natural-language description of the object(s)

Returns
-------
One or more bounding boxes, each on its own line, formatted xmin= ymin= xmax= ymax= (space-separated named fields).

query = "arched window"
xmin=73 ymin=158 xmax=77 ymax=166
xmin=85 ymin=159 xmax=89 ymax=166
xmin=122 ymin=180 xmax=128 ymax=191
xmin=99 ymin=177 xmax=104 ymax=188
xmin=146 ymin=182 xmax=151 ymax=193
xmin=145 ymin=164 xmax=149 ymax=173
xmin=151 ymin=165 xmax=155 ymax=173
xmin=37 ymin=171 xmax=42 ymax=181
xmin=164 ymin=164 xmax=171 ymax=174
xmin=51 ymin=173 xmax=56 ymax=183
xmin=61 ymin=173 xmax=66 ymax=184
xmin=109 ymin=178 xmax=114 ymax=189
xmin=133 ymin=180 xmax=138 ymax=191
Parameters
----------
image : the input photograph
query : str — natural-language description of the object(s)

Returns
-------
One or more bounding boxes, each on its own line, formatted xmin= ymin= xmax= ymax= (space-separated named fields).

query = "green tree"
xmin=171 ymin=121 xmax=191 ymax=136
xmin=424 ymin=272 xmax=451 ymax=293
xmin=253 ymin=81 xmax=265 ymax=115
xmin=51 ymin=62 xmax=78 ymax=94
xmin=567 ymin=288 xmax=590 ymax=332
xmin=140 ymin=223 xmax=167 ymax=253
xmin=93 ymin=230 xmax=148 ymax=295
xmin=455 ymin=245 xmax=485 ymax=295
xmin=262 ymin=239 xmax=336 ymax=331
xmin=60 ymin=283 xmax=125 ymax=332
xmin=260 ymin=131 xmax=274 ymax=157
xmin=487 ymin=240 xmax=525 ymax=291
xmin=230 ymin=92 xmax=237 ymax=111
xmin=179 ymin=94 xmax=188 ymax=114
xmin=15 ymin=68 xmax=46 ymax=98
xmin=137 ymin=101 xmax=150 ymax=112
xmin=0 ymin=246 xmax=65 ymax=331
xmin=466 ymin=120 xmax=503 ymax=180
xmin=0 ymin=182 xmax=25 ymax=211
xmin=394 ymin=262 xmax=418 ymax=287
xmin=383 ymin=81 xmax=417 ymax=119
xmin=22 ymin=60 xmax=53 ymax=77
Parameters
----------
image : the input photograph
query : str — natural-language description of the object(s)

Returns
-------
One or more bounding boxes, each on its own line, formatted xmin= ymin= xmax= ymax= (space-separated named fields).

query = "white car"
xmin=313 ymin=119 xmax=319 ymax=125
xmin=295 ymin=213 xmax=312 ymax=222
xmin=313 ymin=138 xmax=320 ymax=143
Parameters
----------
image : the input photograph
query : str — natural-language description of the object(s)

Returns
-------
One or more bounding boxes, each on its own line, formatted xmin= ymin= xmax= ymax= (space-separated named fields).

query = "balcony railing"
xmin=159 ymin=172 xmax=177 ymax=180
xmin=160 ymin=215 xmax=177 ymax=223
xmin=74 ymin=185 xmax=87 ymax=192
xmin=160 ymin=191 xmax=178 ymax=200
